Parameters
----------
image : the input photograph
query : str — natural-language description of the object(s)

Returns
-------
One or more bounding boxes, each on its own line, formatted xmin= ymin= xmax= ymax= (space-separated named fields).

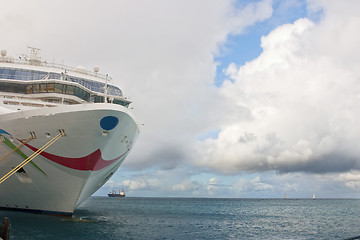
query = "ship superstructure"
xmin=0 ymin=47 xmax=139 ymax=215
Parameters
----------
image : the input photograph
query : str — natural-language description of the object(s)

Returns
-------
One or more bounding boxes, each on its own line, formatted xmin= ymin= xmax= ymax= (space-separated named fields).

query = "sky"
xmin=2 ymin=0 xmax=360 ymax=198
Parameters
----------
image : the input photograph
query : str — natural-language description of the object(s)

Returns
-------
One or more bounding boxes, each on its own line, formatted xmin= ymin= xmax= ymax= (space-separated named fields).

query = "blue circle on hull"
xmin=100 ymin=116 xmax=119 ymax=130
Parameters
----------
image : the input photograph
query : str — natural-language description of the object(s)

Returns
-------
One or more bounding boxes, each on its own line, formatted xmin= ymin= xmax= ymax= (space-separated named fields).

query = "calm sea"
xmin=1 ymin=197 xmax=360 ymax=239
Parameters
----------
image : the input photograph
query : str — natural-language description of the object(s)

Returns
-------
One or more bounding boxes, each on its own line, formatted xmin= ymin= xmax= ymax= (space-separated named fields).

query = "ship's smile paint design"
xmin=100 ymin=116 xmax=119 ymax=131
xmin=1 ymin=128 xmax=127 ymax=172
xmin=23 ymin=142 xmax=128 ymax=171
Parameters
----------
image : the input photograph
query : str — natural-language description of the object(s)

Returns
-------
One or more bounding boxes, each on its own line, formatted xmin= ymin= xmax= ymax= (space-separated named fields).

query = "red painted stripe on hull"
xmin=23 ymin=142 xmax=128 ymax=171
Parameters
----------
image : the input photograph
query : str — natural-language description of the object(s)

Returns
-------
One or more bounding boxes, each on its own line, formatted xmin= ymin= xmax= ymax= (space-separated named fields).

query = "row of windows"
xmin=0 ymin=67 xmax=123 ymax=96
xmin=0 ymin=82 xmax=129 ymax=107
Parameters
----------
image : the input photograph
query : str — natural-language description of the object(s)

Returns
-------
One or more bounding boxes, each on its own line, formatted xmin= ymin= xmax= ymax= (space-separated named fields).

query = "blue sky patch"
xmin=214 ymin=0 xmax=309 ymax=87
xmin=198 ymin=129 xmax=221 ymax=141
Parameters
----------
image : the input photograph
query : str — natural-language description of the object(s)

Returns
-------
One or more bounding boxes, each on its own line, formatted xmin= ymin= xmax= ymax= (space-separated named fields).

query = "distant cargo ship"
xmin=108 ymin=189 xmax=126 ymax=197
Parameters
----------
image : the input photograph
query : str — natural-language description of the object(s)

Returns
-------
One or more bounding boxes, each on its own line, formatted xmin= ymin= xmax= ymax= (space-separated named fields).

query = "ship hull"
xmin=107 ymin=194 xmax=125 ymax=197
xmin=0 ymin=103 xmax=138 ymax=215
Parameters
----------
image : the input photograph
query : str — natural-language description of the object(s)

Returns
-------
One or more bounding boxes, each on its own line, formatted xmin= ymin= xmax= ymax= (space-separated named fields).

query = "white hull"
xmin=0 ymin=103 xmax=139 ymax=215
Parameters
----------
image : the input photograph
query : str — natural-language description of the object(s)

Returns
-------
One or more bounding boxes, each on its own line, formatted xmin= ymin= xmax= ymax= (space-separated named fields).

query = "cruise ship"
xmin=0 ymin=47 xmax=139 ymax=215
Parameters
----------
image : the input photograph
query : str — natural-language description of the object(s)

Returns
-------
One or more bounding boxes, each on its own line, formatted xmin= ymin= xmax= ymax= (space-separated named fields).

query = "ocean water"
xmin=2 ymin=197 xmax=360 ymax=239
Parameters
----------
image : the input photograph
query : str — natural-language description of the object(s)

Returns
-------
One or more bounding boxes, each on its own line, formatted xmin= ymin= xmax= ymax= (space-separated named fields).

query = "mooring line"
xmin=0 ymin=132 xmax=63 ymax=184
xmin=0 ymin=135 xmax=34 ymax=163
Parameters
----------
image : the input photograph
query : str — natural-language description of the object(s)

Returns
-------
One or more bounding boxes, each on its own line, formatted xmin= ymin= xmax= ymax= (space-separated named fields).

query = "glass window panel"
xmin=8 ymin=69 xmax=15 ymax=79
xmin=32 ymin=71 xmax=40 ymax=80
xmin=54 ymin=83 xmax=63 ymax=93
xmin=29 ymin=71 xmax=33 ymax=80
xmin=74 ymin=87 xmax=85 ymax=99
xmin=2 ymin=68 xmax=9 ymax=79
xmin=39 ymin=72 xmax=47 ymax=80
xmin=65 ymin=85 xmax=75 ymax=95
xmin=47 ymin=83 xmax=55 ymax=92
xmin=94 ymin=95 xmax=104 ymax=103
xmin=15 ymin=69 xmax=23 ymax=80
xmin=26 ymin=85 xmax=33 ymax=93
xmin=113 ymin=99 xmax=129 ymax=107
xmin=108 ymin=85 xmax=123 ymax=96
xmin=15 ymin=84 xmax=26 ymax=93
xmin=0 ymin=83 xmax=9 ymax=92
xmin=40 ymin=84 xmax=47 ymax=93
xmin=49 ymin=73 xmax=60 ymax=80
xmin=83 ymin=92 xmax=90 ymax=101
xmin=32 ymin=84 xmax=40 ymax=93
xmin=3 ymin=83 xmax=11 ymax=92
xmin=23 ymin=70 xmax=29 ymax=80
xmin=22 ymin=70 xmax=29 ymax=80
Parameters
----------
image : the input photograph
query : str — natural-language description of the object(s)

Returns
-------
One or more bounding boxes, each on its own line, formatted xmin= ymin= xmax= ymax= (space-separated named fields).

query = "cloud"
xmin=196 ymin=1 xmax=360 ymax=174
xmin=7 ymin=0 xmax=360 ymax=181
xmin=115 ymin=0 xmax=273 ymax=170
xmin=101 ymin=168 xmax=207 ymax=197
xmin=172 ymin=180 xmax=203 ymax=192
xmin=233 ymin=176 xmax=273 ymax=193
xmin=334 ymin=171 xmax=360 ymax=190
xmin=100 ymin=168 xmax=360 ymax=198
xmin=0 ymin=0 xmax=274 ymax=173
xmin=207 ymin=177 xmax=218 ymax=193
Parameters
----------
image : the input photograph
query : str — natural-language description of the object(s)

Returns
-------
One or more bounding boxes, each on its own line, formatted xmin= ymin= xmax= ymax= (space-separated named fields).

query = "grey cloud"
xmin=123 ymin=145 xmax=188 ymax=171
xmin=196 ymin=3 xmax=360 ymax=176
xmin=239 ymin=132 xmax=257 ymax=143
xmin=277 ymin=152 xmax=360 ymax=174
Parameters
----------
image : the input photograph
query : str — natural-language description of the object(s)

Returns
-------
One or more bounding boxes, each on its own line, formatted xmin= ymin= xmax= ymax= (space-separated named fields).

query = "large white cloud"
xmin=5 ymin=0 xmax=360 ymax=198
xmin=196 ymin=0 xmax=360 ymax=174
xmin=0 ymin=0 xmax=273 ymax=171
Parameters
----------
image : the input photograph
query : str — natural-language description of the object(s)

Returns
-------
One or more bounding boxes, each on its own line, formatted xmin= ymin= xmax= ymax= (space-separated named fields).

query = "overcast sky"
xmin=2 ymin=0 xmax=360 ymax=198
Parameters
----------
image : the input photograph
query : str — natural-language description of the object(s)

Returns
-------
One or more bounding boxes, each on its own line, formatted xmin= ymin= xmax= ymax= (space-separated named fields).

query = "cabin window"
xmin=32 ymin=84 xmax=40 ymax=93
xmin=0 ymin=82 xmax=25 ymax=93
xmin=54 ymin=83 xmax=63 ymax=93
xmin=49 ymin=73 xmax=60 ymax=80
xmin=18 ymin=70 xmax=27 ymax=80
xmin=31 ymin=71 xmax=40 ymax=80
xmin=39 ymin=84 xmax=47 ymax=93
xmin=26 ymin=85 xmax=32 ymax=93
xmin=0 ymin=67 xmax=126 ymax=105
xmin=47 ymin=83 xmax=55 ymax=92
xmin=0 ymin=81 xmax=129 ymax=106
xmin=113 ymin=99 xmax=130 ymax=108
xmin=65 ymin=85 xmax=75 ymax=95
xmin=8 ymin=69 xmax=16 ymax=79
xmin=15 ymin=69 xmax=23 ymax=80
xmin=0 ymin=67 xmax=123 ymax=97
xmin=94 ymin=95 xmax=104 ymax=103
xmin=74 ymin=87 xmax=90 ymax=101
xmin=1 ymin=68 xmax=9 ymax=78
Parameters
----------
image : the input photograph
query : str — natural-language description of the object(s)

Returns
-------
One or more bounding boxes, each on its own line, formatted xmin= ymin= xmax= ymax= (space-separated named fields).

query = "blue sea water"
xmin=2 ymin=197 xmax=360 ymax=239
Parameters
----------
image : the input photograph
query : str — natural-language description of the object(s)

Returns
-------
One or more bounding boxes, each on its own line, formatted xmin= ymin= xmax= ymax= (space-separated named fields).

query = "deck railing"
xmin=0 ymin=57 xmax=112 ymax=82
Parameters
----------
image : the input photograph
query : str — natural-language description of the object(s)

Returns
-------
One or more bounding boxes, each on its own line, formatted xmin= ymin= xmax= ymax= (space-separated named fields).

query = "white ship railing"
xmin=0 ymin=57 xmax=111 ymax=82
